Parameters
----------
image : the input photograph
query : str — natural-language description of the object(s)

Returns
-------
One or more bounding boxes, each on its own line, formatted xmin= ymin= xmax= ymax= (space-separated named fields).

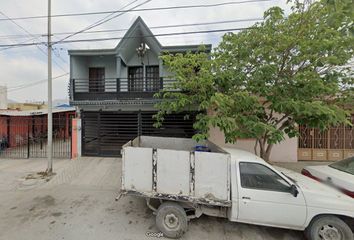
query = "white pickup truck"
xmin=119 ymin=136 xmax=354 ymax=240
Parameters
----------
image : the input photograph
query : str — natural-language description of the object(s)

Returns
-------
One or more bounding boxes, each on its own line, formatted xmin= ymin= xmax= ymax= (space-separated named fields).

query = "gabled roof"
xmin=115 ymin=16 xmax=162 ymax=52
xmin=68 ymin=17 xmax=211 ymax=56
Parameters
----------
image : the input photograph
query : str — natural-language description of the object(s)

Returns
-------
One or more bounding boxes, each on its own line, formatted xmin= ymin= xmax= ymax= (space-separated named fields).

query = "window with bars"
xmin=146 ymin=66 xmax=160 ymax=91
xmin=128 ymin=66 xmax=160 ymax=92
xmin=128 ymin=66 xmax=143 ymax=92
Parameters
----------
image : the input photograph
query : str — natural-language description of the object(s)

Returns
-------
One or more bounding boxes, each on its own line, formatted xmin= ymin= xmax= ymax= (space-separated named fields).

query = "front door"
xmin=236 ymin=162 xmax=307 ymax=229
xmin=89 ymin=67 xmax=105 ymax=92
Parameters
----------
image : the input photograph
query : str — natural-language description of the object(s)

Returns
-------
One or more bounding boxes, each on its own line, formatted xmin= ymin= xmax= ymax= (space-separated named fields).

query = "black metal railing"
xmin=70 ymin=77 xmax=176 ymax=101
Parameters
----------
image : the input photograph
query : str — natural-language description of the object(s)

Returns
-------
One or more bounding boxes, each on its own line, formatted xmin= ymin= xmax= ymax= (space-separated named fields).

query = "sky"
xmin=0 ymin=0 xmax=290 ymax=102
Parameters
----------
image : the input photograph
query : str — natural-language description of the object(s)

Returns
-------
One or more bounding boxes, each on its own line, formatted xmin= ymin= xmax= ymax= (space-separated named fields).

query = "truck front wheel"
xmin=156 ymin=202 xmax=188 ymax=239
xmin=305 ymin=216 xmax=353 ymax=240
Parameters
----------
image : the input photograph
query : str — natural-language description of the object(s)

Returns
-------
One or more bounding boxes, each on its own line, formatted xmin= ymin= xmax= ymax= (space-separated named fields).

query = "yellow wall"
xmin=7 ymin=103 xmax=47 ymax=111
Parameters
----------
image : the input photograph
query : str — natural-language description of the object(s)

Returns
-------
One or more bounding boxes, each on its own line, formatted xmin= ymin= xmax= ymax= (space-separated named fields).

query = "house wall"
xmin=208 ymin=126 xmax=298 ymax=162
xmin=71 ymin=55 xmax=117 ymax=92
xmin=71 ymin=51 xmax=169 ymax=93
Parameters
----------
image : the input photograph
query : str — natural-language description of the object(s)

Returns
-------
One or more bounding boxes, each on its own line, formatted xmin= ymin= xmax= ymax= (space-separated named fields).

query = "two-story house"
xmin=68 ymin=17 xmax=211 ymax=156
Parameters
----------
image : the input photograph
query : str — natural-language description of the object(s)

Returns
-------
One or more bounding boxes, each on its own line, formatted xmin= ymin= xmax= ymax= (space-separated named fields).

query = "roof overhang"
xmin=0 ymin=107 xmax=76 ymax=116
xmin=68 ymin=49 xmax=117 ymax=56
xmin=162 ymin=44 xmax=212 ymax=53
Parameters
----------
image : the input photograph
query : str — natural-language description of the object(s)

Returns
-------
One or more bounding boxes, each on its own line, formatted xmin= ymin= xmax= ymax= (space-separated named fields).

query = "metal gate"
xmin=298 ymin=115 xmax=354 ymax=161
xmin=0 ymin=115 xmax=73 ymax=159
xmin=81 ymin=111 xmax=197 ymax=157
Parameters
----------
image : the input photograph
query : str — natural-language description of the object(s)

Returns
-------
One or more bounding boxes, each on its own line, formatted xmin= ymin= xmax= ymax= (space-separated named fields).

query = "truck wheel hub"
xmin=164 ymin=213 xmax=179 ymax=229
xmin=319 ymin=225 xmax=341 ymax=240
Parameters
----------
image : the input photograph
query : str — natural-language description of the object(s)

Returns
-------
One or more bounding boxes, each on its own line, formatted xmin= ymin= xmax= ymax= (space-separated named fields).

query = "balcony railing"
xmin=70 ymin=77 xmax=176 ymax=101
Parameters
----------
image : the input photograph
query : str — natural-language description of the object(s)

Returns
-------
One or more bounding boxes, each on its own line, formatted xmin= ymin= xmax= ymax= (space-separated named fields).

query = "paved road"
xmin=0 ymin=158 xmax=305 ymax=240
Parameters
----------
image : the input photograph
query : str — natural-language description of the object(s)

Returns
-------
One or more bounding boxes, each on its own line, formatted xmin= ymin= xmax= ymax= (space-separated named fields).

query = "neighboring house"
xmin=210 ymin=113 xmax=354 ymax=162
xmin=0 ymin=107 xmax=75 ymax=158
xmin=68 ymin=17 xmax=211 ymax=156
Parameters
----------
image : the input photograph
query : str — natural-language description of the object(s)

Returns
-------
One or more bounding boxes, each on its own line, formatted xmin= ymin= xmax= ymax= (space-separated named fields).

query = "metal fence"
xmin=70 ymin=78 xmax=176 ymax=101
xmin=298 ymin=115 xmax=354 ymax=161
xmin=0 ymin=115 xmax=73 ymax=159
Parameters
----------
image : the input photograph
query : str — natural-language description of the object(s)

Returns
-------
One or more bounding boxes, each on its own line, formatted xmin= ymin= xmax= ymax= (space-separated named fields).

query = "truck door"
xmin=236 ymin=162 xmax=306 ymax=229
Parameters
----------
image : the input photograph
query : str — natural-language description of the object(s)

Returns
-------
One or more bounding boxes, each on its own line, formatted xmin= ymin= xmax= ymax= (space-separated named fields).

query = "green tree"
xmin=155 ymin=0 xmax=354 ymax=161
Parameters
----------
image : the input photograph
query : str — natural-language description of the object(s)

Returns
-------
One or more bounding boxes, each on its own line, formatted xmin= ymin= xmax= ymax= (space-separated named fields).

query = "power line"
xmin=7 ymin=73 xmax=69 ymax=92
xmin=56 ymin=0 xmax=151 ymax=43
xmin=0 ymin=37 xmax=37 ymax=51
xmin=0 ymin=26 xmax=252 ymax=48
xmin=0 ymin=17 xmax=263 ymax=40
xmin=46 ymin=0 xmax=145 ymax=61
xmin=0 ymin=11 xmax=68 ymax=71
xmin=0 ymin=0 xmax=271 ymax=21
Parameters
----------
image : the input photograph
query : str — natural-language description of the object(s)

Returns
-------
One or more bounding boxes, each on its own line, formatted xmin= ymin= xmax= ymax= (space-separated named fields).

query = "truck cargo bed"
xmin=121 ymin=136 xmax=231 ymax=207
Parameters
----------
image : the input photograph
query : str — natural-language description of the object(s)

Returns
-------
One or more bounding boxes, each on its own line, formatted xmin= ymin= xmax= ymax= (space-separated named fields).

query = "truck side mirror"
xmin=290 ymin=184 xmax=299 ymax=197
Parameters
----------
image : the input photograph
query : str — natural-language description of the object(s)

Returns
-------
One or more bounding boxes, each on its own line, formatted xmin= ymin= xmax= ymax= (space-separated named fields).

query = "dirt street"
xmin=0 ymin=158 xmax=304 ymax=240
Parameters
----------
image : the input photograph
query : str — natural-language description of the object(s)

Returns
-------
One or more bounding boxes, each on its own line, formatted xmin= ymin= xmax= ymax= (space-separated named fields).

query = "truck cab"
xmin=228 ymin=148 xmax=354 ymax=240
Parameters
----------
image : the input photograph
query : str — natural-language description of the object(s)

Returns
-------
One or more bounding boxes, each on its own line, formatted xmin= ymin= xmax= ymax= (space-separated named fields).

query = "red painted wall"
xmin=0 ymin=111 xmax=75 ymax=148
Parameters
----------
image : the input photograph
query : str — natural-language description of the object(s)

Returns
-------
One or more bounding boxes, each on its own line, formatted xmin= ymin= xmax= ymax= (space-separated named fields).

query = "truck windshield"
xmin=329 ymin=157 xmax=354 ymax=175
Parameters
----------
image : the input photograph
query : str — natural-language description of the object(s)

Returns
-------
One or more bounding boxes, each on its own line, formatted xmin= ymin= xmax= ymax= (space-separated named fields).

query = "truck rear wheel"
xmin=305 ymin=216 xmax=353 ymax=240
xmin=156 ymin=202 xmax=188 ymax=239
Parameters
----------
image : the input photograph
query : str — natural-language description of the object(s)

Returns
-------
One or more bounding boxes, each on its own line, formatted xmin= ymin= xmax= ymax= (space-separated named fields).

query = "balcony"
xmin=70 ymin=77 xmax=175 ymax=101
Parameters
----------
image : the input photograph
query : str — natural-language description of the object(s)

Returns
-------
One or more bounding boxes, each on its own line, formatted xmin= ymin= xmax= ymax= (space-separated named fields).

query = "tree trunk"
xmin=257 ymin=138 xmax=273 ymax=162
xmin=264 ymin=143 xmax=273 ymax=162
xmin=254 ymin=139 xmax=258 ymax=155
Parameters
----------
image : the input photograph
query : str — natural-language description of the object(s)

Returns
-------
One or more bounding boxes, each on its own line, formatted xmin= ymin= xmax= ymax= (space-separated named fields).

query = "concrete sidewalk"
xmin=0 ymin=157 xmax=305 ymax=240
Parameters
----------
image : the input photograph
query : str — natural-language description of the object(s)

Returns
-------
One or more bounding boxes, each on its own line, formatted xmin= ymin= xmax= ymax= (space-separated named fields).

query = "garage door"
xmin=82 ymin=111 xmax=196 ymax=157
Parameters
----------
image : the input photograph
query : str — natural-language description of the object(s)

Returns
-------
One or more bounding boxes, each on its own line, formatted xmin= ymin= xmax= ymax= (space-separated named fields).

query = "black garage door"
xmin=82 ymin=111 xmax=196 ymax=156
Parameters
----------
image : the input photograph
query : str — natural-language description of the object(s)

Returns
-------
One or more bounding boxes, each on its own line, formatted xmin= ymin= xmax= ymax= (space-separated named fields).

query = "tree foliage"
xmin=155 ymin=0 xmax=354 ymax=161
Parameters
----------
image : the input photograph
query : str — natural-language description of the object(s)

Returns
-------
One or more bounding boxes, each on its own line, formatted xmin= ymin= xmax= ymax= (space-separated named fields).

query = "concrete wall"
xmin=71 ymin=55 xmax=117 ymax=92
xmin=71 ymin=118 xmax=81 ymax=159
xmin=208 ymin=126 xmax=298 ymax=162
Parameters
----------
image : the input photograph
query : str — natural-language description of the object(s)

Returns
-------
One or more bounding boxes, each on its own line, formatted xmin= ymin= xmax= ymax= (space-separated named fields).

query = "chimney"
xmin=0 ymin=86 xmax=8 ymax=109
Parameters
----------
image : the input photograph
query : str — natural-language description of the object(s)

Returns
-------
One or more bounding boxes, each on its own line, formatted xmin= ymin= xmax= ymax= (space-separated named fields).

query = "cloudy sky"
xmin=0 ymin=0 xmax=289 ymax=103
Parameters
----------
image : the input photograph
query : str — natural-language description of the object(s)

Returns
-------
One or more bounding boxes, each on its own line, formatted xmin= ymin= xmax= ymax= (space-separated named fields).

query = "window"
xmin=89 ymin=68 xmax=105 ymax=92
xmin=146 ymin=66 xmax=160 ymax=91
xmin=128 ymin=66 xmax=160 ymax=92
xmin=239 ymin=162 xmax=291 ymax=192
xmin=128 ymin=66 xmax=143 ymax=92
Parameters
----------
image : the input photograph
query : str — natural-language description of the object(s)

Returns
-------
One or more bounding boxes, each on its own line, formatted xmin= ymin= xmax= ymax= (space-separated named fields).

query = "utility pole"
xmin=47 ymin=0 xmax=53 ymax=173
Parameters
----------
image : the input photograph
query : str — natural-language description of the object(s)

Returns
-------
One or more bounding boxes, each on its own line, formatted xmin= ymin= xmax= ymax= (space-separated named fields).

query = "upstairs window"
xmin=146 ymin=66 xmax=160 ymax=91
xmin=128 ymin=66 xmax=143 ymax=92
xmin=128 ymin=66 xmax=160 ymax=92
